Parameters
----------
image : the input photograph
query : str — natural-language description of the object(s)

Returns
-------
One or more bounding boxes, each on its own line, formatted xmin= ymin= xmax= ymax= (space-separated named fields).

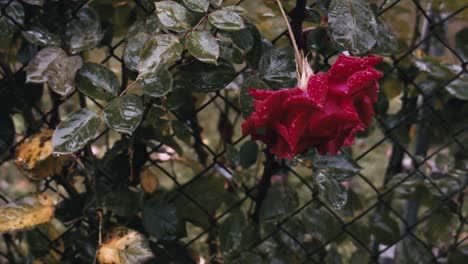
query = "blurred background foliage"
xmin=0 ymin=0 xmax=467 ymax=263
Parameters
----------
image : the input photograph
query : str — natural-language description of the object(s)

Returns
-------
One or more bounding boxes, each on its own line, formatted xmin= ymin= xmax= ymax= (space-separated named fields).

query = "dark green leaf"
xmin=423 ymin=207 xmax=457 ymax=247
xmin=186 ymin=31 xmax=220 ymax=64
xmin=307 ymin=27 xmax=329 ymax=51
xmin=230 ymin=252 xmax=264 ymax=264
xmin=52 ymin=108 xmax=101 ymax=154
xmin=26 ymin=47 xmax=67 ymax=83
xmin=76 ymin=63 xmax=120 ymax=101
xmin=398 ymin=237 xmax=433 ymax=264
xmin=259 ymin=47 xmax=296 ymax=85
xmin=103 ymin=94 xmax=144 ymax=135
xmin=181 ymin=0 xmax=209 ymax=13
xmin=455 ymin=28 xmax=468 ymax=60
xmin=446 ymin=73 xmax=468 ymax=100
xmin=209 ymin=9 xmax=245 ymax=31
xmin=175 ymin=59 xmax=237 ymax=92
xmin=45 ymin=55 xmax=83 ymax=97
xmin=219 ymin=40 xmax=244 ymax=64
xmin=209 ymin=0 xmax=223 ymax=7
xmin=172 ymin=120 xmax=191 ymax=144
xmin=22 ymin=28 xmax=61 ymax=47
xmin=0 ymin=0 xmax=24 ymax=38
xmin=124 ymin=32 xmax=151 ymax=72
xmin=102 ymin=190 xmax=139 ymax=218
xmin=139 ymin=34 xmax=183 ymax=76
xmin=328 ymin=0 xmax=378 ymax=54
xmin=239 ymin=77 xmax=269 ymax=117
xmin=370 ymin=212 xmax=400 ymax=245
xmin=305 ymin=7 xmax=321 ymax=23
xmin=155 ymin=1 xmax=192 ymax=32
xmin=219 ymin=210 xmax=246 ymax=253
xmin=140 ymin=67 xmax=173 ymax=97
xmin=302 ymin=207 xmax=340 ymax=242
xmin=65 ymin=7 xmax=104 ymax=54
xmin=21 ymin=0 xmax=44 ymax=6
xmin=372 ymin=22 xmax=399 ymax=55
xmin=226 ymin=144 xmax=240 ymax=168
xmin=143 ymin=198 xmax=186 ymax=240
xmin=260 ymin=188 xmax=297 ymax=223
xmin=239 ymin=141 xmax=258 ymax=168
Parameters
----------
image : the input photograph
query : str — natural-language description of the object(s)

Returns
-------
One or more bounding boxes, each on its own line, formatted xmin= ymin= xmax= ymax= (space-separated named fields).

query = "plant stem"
xmin=275 ymin=0 xmax=302 ymax=70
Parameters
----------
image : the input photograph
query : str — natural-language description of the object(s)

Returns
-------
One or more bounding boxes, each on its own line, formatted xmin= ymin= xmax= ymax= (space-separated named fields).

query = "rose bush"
xmin=242 ymin=54 xmax=383 ymax=159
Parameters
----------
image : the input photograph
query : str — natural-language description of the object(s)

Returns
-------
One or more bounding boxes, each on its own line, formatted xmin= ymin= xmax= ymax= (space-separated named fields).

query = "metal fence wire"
xmin=0 ymin=0 xmax=467 ymax=263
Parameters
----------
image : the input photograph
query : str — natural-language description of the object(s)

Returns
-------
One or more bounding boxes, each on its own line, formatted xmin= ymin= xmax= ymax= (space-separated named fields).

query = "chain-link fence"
xmin=0 ymin=0 xmax=467 ymax=263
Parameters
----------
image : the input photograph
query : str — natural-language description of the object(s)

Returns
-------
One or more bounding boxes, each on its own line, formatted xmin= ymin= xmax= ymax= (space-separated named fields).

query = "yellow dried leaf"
xmin=140 ymin=167 xmax=158 ymax=193
xmin=0 ymin=193 xmax=55 ymax=234
xmin=15 ymin=129 xmax=69 ymax=180
xmin=97 ymin=227 xmax=154 ymax=264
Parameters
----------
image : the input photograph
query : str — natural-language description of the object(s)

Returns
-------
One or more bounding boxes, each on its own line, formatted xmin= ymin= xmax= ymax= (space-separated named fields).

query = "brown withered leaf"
xmin=140 ymin=167 xmax=158 ymax=194
xmin=97 ymin=227 xmax=154 ymax=264
xmin=0 ymin=193 xmax=55 ymax=234
xmin=15 ymin=129 xmax=69 ymax=180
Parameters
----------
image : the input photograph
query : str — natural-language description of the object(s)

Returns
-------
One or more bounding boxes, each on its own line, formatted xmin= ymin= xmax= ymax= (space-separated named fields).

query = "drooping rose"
xmin=241 ymin=54 xmax=383 ymax=159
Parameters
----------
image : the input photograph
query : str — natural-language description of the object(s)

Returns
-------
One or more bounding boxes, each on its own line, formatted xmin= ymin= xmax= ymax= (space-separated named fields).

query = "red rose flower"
xmin=241 ymin=54 xmax=383 ymax=159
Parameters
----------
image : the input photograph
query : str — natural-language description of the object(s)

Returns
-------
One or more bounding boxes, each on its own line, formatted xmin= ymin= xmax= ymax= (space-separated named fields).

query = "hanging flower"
xmin=242 ymin=54 xmax=383 ymax=159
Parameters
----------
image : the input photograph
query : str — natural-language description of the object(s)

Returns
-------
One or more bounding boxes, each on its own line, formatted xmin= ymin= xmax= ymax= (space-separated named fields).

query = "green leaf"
xmin=143 ymin=198 xmax=186 ymax=240
xmin=219 ymin=210 xmax=246 ymax=254
xmin=328 ymin=0 xmax=378 ymax=54
xmin=76 ymin=63 xmax=120 ymax=101
xmin=181 ymin=0 xmax=209 ymax=13
xmin=26 ymin=47 xmax=67 ymax=83
xmin=124 ymin=32 xmax=151 ymax=72
xmin=312 ymin=153 xmax=361 ymax=180
xmin=302 ymin=207 xmax=341 ymax=242
xmin=21 ymin=0 xmax=44 ymax=6
xmin=239 ymin=141 xmax=258 ymax=169
xmin=399 ymin=237 xmax=433 ymax=264
xmin=102 ymin=190 xmax=139 ymax=218
xmin=186 ymin=31 xmax=220 ymax=64
xmin=0 ymin=0 xmax=24 ymax=38
xmin=209 ymin=0 xmax=223 ymax=7
xmin=172 ymin=120 xmax=191 ymax=144
xmin=138 ymin=34 xmax=183 ymax=77
xmin=260 ymin=188 xmax=297 ymax=223
xmin=209 ymin=9 xmax=245 ymax=31
xmin=140 ymin=67 xmax=174 ymax=97
xmin=45 ymin=55 xmax=83 ymax=97
xmin=155 ymin=1 xmax=192 ymax=32
xmin=223 ymin=6 xmax=248 ymax=16
xmin=103 ymin=94 xmax=144 ymax=135
xmin=455 ymin=28 xmax=468 ymax=60
xmin=219 ymin=40 xmax=244 ymax=64
xmin=259 ymin=47 xmax=296 ymax=84
xmin=52 ymin=108 xmax=101 ymax=154
xmin=423 ymin=207 xmax=457 ymax=247
xmin=175 ymin=59 xmax=237 ymax=92
xmin=370 ymin=212 xmax=400 ymax=245
xmin=230 ymin=252 xmax=264 ymax=264
xmin=372 ymin=21 xmax=399 ymax=55
xmin=22 ymin=28 xmax=61 ymax=47
xmin=315 ymin=170 xmax=348 ymax=210
xmin=65 ymin=7 xmax=104 ymax=54
xmin=226 ymin=144 xmax=240 ymax=167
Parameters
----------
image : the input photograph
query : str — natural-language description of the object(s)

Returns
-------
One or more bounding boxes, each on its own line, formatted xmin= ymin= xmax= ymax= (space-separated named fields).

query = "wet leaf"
xmin=239 ymin=77 xmax=269 ymax=118
xmin=312 ymin=153 xmax=361 ymax=180
xmin=370 ymin=212 xmax=400 ymax=245
xmin=76 ymin=63 xmax=120 ymax=101
xmin=97 ymin=227 xmax=154 ymax=264
xmin=22 ymin=28 xmax=61 ymax=47
xmin=315 ymin=170 xmax=348 ymax=210
xmin=209 ymin=9 xmax=245 ymax=31
xmin=219 ymin=40 xmax=244 ymax=64
xmin=139 ymin=167 xmax=158 ymax=193
xmin=223 ymin=6 xmax=247 ymax=16
xmin=155 ymin=1 xmax=191 ymax=32
xmin=455 ymin=28 xmax=468 ymax=60
xmin=52 ymin=108 xmax=101 ymax=155
xmin=124 ymin=32 xmax=151 ymax=72
xmin=103 ymin=94 xmax=144 ymax=135
xmin=209 ymin=0 xmax=223 ymax=7
xmin=45 ymin=55 xmax=83 ymax=97
xmin=102 ymin=190 xmax=139 ymax=218
xmin=328 ymin=0 xmax=378 ymax=54
xmin=143 ymin=198 xmax=185 ymax=240
xmin=175 ymin=59 xmax=237 ymax=92
xmin=139 ymin=34 xmax=183 ymax=77
xmin=0 ymin=0 xmax=24 ymax=38
xmin=0 ymin=193 xmax=54 ymax=233
xmin=15 ymin=129 xmax=69 ymax=180
xmin=186 ymin=31 xmax=219 ymax=64
xmin=140 ymin=67 xmax=173 ymax=97
xmin=47 ymin=67 xmax=78 ymax=99
xmin=26 ymin=47 xmax=67 ymax=83
xmin=21 ymin=0 xmax=45 ymax=6
xmin=445 ymin=73 xmax=468 ymax=100
xmin=172 ymin=120 xmax=191 ymax=144
xmin=302 ymin=207 xmax=341 ymax=242
xmin=372 ymin=22 xmax=399 ymax=55
xmin=259 ymin=47 xmax=296 ymax=84
xmin=65 ymin=7 xmax=104 ymax=54
xmin=181 ymin=0 xmax=209 ymax=13
xmin=239 ymin=141 xmax=258 ymax=169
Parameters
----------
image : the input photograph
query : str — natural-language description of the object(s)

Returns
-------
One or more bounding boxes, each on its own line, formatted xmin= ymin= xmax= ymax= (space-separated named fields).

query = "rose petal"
xmin=329 ymin=55 xmax=382 ymax=80
xmin=347 ymin=67 xmax=383 ymax=97
xmin=307 ymin=72 xmax=329 ymax=108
